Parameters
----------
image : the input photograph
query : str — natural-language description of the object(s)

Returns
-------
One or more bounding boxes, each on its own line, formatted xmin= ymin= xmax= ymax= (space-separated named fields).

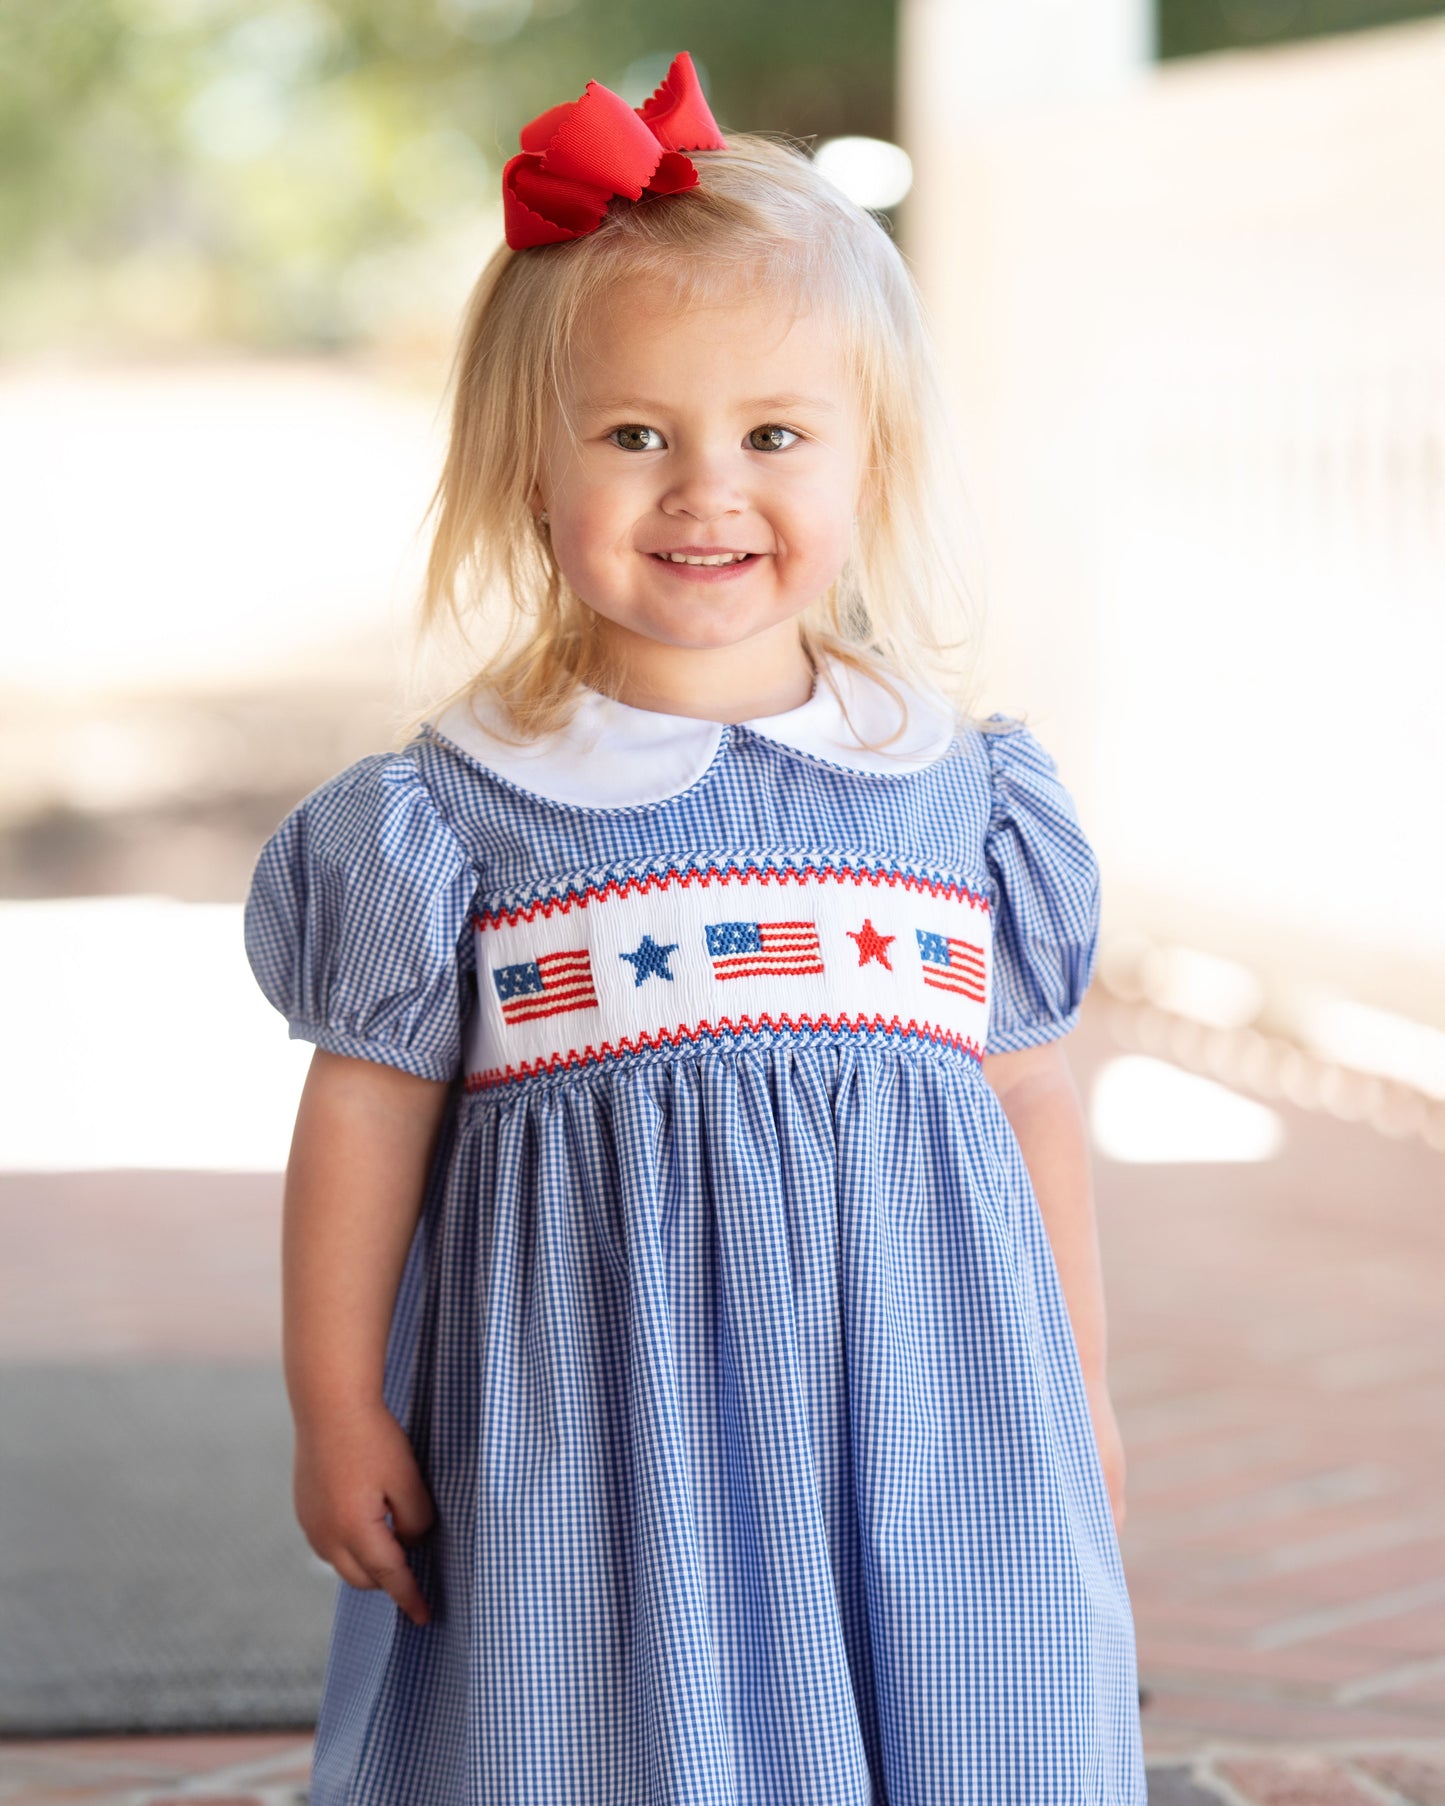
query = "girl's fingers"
xmin=321 ymin=1524 xmax=432 ymax=1626
xmin=386 ymin=1470 xmax=437 ymax=1546
xmin=354 ymin=1520 xmax=432 ymax=1626
xmin=331 ymin=1548 xmax=376 ymax=1592
xmin=292 ymin=1415 xmax=435 ymax=1617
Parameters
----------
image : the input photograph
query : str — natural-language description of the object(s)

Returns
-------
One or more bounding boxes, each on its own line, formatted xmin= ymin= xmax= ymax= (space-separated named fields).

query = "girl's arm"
xmin=283 ymin=1048 xmax=452 ymax=1625
xmin=982 ymin=1039 xmax=1127 ymax=1532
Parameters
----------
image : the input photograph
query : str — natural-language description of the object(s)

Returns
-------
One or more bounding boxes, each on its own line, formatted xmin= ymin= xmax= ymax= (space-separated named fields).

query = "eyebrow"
xmin=577 ymin=393 xmax=841 ymax=416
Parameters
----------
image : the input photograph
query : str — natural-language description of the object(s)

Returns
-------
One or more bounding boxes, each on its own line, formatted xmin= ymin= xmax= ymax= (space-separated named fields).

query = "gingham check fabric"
xmin=244 ymin=711 xmax=1145 ymax=1805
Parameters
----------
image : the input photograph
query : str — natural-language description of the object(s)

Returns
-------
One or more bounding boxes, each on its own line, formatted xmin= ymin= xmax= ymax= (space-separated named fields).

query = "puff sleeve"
xmin=244 ymin=754 xmax=480 ymax=1081
xmin=983 ymin=719 xmax=1102 ymax=1053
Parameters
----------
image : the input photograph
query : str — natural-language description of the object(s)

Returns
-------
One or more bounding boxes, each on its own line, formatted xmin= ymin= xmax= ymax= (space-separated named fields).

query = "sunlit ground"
xmin=1090 ymin=1053 xmax=1285 ymax=1163
xmin=0 ymin=897 xmax=310 ymax=1172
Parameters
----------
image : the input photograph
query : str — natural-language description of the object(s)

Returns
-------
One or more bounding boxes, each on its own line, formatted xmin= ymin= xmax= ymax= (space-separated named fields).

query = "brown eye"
xmin=748 ymin=424 xmax=798 ymax=452
xmin=610 ymin=425 xmax=664 ymax=451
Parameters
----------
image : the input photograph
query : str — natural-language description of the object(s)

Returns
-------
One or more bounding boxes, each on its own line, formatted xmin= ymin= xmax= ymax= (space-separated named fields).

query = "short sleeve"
xmin=244 ymin=753 xmax=480 ymax=1081
xmin=983 ymin=719 xmax=1101 ymax=1054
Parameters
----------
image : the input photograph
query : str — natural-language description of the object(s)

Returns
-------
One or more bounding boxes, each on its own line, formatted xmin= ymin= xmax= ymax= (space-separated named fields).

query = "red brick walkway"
xmin=1093 ymin=996 xmax=1445 ymax=1762
xmin=2 ymin=996 xmax=1442 ymax=1804
xmin=5 ymin=1733 xmax=1445 ymax=1803
xmin=0 ymin=1732 xmax=311 ymax=1803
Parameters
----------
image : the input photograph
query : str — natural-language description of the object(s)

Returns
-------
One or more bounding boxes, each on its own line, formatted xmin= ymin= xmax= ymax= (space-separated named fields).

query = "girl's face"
xmin=536 ymin=285 xmax=864 ymax=663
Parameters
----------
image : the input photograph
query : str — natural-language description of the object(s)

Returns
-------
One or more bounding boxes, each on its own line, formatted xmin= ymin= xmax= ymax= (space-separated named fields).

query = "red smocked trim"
xmin=465 ymin=1011 xmax=985 ymax=1093
xmin=473 ymin=862 xmax=990 ymax=934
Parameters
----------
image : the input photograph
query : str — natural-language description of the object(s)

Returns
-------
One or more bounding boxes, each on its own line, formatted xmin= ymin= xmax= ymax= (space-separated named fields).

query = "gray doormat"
xmin=0 ymin=1363 xmax=335 ymax=1735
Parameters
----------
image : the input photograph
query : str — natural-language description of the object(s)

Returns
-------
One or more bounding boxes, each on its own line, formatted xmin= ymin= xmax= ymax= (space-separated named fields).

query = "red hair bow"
xmin=503 ymin=51 xmax=726 ymax=250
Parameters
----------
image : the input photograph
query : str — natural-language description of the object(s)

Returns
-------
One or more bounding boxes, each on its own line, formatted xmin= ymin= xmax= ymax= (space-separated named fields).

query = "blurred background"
xmin=3 ymin=0 xmax=1444 ymax=1794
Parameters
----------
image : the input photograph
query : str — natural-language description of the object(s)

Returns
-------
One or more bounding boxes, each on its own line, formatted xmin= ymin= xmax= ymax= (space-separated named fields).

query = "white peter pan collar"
xmin=428 ymin=658 xmax=959 ymax=810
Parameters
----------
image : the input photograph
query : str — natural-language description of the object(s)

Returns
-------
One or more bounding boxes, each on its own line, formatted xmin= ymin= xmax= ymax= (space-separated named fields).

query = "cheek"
xmin=564 ymin=479 xmax=637 ymax=548
xmin=549 ymin=489 xmax=642 ymax=600
xmin=548 ymin=498 xmax=604 ymax=569
xmin=790 ymin=478 xmax=856 ymax=567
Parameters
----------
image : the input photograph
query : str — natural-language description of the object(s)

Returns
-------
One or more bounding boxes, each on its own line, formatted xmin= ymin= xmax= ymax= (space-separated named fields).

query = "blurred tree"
xmin=0 ymin=0 xmax=894 ymax=355
xmin=1159 ymin=0 xmax=1443 ymax=58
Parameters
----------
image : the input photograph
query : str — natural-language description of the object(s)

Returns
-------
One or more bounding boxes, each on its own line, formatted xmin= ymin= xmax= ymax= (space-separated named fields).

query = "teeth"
xmin=663 ymin=552 xmax=750 ymax=565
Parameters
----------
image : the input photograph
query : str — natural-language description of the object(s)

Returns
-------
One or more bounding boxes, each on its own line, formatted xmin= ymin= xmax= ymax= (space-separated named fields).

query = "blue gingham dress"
xmin=245 ymin=682 xmax=1145 ymax=1806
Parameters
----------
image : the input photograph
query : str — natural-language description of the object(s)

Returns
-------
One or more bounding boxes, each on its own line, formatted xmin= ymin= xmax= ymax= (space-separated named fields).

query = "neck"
xmin=589 ymin=620 xmax=816 ymax=722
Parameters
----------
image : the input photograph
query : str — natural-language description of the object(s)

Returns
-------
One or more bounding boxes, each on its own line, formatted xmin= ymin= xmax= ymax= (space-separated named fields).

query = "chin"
xmin=615 ymin=605 xmax=793 ymax=653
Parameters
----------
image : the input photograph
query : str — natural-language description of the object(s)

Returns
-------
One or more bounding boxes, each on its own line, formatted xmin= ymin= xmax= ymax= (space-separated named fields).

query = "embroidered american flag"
xmin=705 ymin=919 xmax=824 ymax=981
xmin=492 ymin=949 xmax=598 ymax=1024
xmin=915 ymin=929 xmax=986 ymax=1002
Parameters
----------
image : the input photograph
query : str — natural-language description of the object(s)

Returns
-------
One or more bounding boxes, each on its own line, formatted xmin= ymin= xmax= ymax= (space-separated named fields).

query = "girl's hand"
xmin=293 ymin=1399 xmax=436 ymax=1626
xmin=1085 ymin=1378 xmax=1128 ymax=1537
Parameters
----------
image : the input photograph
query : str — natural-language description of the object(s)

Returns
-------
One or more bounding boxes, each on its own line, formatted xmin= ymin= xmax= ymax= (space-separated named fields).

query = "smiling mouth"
xmin=650 ymin=551 xmax=757 ymax=567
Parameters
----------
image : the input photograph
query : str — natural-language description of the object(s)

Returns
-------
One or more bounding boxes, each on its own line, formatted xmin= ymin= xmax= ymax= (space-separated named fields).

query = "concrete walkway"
xmin=2 ymin=995 xmax=1442 ymax=1803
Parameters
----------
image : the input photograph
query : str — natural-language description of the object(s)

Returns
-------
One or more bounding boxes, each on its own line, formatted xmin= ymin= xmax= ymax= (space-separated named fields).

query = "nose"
xmin=659 ymin=443 xmax=748 ymax=524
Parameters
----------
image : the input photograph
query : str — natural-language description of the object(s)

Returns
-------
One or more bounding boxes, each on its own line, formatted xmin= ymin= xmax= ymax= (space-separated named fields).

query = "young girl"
xmin=246 ymin=53 xmax=1145 ymax=1806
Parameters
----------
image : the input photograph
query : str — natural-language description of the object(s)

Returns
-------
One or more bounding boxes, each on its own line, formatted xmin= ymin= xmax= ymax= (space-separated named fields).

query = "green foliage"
xmin=0 ymin=0 xmax=895 ymax=353
xmin=1159 ymin=0 xmax=1444 ymax=59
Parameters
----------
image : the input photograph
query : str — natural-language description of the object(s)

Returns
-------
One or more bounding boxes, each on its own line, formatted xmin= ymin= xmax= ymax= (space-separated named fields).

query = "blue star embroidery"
xmin=619 ymin=933 xmax=680 ymax=987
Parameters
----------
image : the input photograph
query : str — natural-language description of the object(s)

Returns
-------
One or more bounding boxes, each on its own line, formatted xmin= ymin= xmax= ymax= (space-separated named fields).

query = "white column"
xmin=902 ymin=0 xmax=1153 ymax=130
xmin=896 ymin=0 xmax=1154 ymax=769
xmin=899 ymin=0 xmax=1154 ymax=386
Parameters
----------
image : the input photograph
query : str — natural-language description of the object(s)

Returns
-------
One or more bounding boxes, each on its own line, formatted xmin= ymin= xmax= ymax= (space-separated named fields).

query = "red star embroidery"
xmin=846 ymin=917 xmax=896 ymax=970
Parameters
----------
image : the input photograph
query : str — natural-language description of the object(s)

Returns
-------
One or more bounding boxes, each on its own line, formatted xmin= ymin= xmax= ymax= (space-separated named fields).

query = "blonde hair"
xmin=418 ymin=132 xmax=984 ymax=744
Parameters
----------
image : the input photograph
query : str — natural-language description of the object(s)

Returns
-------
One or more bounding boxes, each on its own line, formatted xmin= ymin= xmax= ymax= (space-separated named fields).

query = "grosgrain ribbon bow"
xmin=503 ymin=51 xmax=726 ymax=250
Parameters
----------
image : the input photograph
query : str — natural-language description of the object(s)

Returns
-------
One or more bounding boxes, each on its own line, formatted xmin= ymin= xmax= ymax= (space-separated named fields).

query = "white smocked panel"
xmin=428 ymin=659 xmax=959 ymax=808
xmin=465 ymin=860 xmax=991 ymax=1089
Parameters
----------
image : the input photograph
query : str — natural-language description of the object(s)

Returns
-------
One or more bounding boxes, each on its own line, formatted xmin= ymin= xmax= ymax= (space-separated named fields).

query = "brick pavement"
xmin=2 ymin=994 xmax=1442 ymax=1803
xmin=1094 ymin=998 xmax=1445 ymax=1761
xmin=0 ymin=1732 xmax=311 ymax=1803
xmin=6 ymin=1736 xmax=1445 ymax=1803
